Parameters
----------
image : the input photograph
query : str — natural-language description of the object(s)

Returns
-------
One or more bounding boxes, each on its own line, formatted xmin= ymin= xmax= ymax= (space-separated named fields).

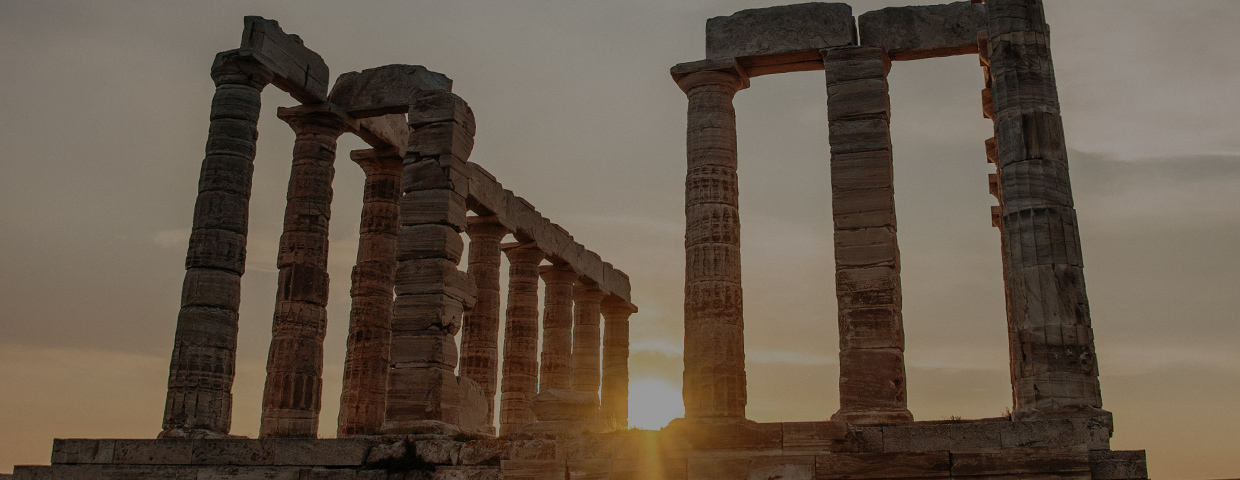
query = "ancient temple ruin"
xmin=13 ymin=1 xmax=1149 ymax=479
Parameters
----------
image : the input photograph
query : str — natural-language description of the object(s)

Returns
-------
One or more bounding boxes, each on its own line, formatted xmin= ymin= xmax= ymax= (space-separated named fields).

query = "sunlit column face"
xmin=627 ymin=378 xmax=684 ymax=430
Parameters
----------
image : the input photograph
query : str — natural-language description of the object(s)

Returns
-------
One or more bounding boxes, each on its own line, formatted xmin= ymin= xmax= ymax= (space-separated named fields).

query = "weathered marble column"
xmin=162 ymin=52 xmax=272 ymax=438
xmin=498 ymin=243 xmax=545 ymax=436
xmin=382 ymin=90 xmax=478 ymax=433
xmin=986 ymin=0 xmax=1104 ymax=419
xmin=570 ymin=281 xmax=605 ymax=396
xmin=460 ymin=215 xmax=507 ymax=433
xmin=600 ymin=297 xmax=634 ymax=429
xmin=538 ymin=264 xmax=578 ymax=392
xmin=336 ymin=147 xmax=402 ymax=437
xmin=259 ymin=105 xmax=350 ymax=438
xmin=823 ymin=46 xmax=913 ymax=424
xmin=673 ymin=59 xmax=748 ymax=420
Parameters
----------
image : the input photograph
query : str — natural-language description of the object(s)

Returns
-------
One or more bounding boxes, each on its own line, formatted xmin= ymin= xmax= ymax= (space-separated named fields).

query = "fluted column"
xmin=336 ymin=147 xmax=402 ymax=437
xmin=460 ymin=216 xmax=508 ymax=433
xmin=498 ymin=242 xmax=545 ymax=436
xmin=985 ymin=0 xmax=1104 ymax=419
xmin=162 ymin=51 xmax=272 ymax=438
xmin=673 ymin=61 xmax=748 ymax=420
xmin=259 ymin=105 xmax=349 ymax=438
xmin=570 ymin=281 xmax=605 ymax=396
xmin=823 ymin=46 xmax=913 ymax=424
xmin=538 ymin=264 xmax=578 ymax=392
xmin=600 ymin=297 xmax=634 ymax=429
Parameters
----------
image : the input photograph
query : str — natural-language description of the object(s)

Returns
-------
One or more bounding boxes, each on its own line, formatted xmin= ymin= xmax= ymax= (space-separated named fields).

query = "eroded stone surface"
xmin=706 ymin=3 xmax=856 ymax=59
xmin=859 ymin=2 xmax=987 ymax=61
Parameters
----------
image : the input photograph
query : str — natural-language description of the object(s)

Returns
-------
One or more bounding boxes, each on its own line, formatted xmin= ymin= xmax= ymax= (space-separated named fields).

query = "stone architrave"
xmin=459 ymin=216 xmax=508 ymax=434
xmin=161 ymin=52 xmax=273 ymax=438
xmin=329 ymin=64 xmax=453 ymax=118
xmin=538 ymin=264 xmax=578 ymax=393
xmin=381 ymin=90 xmax=480 ymax=434
xmin=823 ymin=45 xmax=913 ymax=424
xmin=239 ymin=16 xmax=330 ymax=103
xmin=259 ymin=104 xmax=351 ymax=438
xmin=858 ymin=2 xmax=987 ymax=61
xmin=706 ymin=3 xmax=856 ymax=76
xmin=600 ymin=297 xmax=634 ymax=429
xmin=498 ymin=243 xmax=545 ymax=436
xmin=672 ymin=58 xmax=749 ymax=420
xmin=570 ymin=281 xmax=605 ymax=396
xmin=985 ymin=0 xmax=1104 ymax=420
xmin=336 ymin=147 xmax=403 ymax=437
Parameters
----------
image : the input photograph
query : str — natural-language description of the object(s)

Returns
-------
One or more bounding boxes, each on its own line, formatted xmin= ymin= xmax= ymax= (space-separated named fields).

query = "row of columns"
xmin=164 ymin=69 xmax=634 ymax=437
xmin=673 ymin=0 xmax=1102 ymax=424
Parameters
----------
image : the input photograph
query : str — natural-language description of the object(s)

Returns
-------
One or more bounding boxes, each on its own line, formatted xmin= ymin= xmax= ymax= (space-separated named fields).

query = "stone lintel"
xmin=329 ymin=64 xmax=453 ymax=118
xmin=461 ymin=161 xmax=634 ymax=304
xmin=239 ymin=17 xmax=329 ymax=103
xmin=858 ymin=2 xmax=987 ymax=61
xmin=705 ymin=3 xmax=857 ymax=60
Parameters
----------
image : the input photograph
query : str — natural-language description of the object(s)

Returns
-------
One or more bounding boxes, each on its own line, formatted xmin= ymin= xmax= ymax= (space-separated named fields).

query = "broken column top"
xmin=329 ymin=64 xmax=453 ymax=118
xmin=706 ymin=2 xmax=857 ymax=59
xmin=240 ymin=16 xmax=330 ymax=103
xmin=858 ymin=2 xmax=986 ymax=61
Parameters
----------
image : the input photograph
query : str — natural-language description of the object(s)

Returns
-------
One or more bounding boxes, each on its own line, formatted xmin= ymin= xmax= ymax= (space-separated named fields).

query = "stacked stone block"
xmin=984 ymin=0 xmax=1103 ymax=419
xmin=498 ymin=243 xmax=545 ymax=436
xmin=673 ymin=58 xmax=750 ymax=421
xmin=260 ymin=105 xmax=350 ymax=438
xmin=823 ymin=46 xmax=913 ymax=424
xmin=460 ymin=215 xmax=508 ymax=434
xmin=162 ymin=52 xmax=273 ymax=438
xmin=337 ymin=148 xmax=403 ymax=437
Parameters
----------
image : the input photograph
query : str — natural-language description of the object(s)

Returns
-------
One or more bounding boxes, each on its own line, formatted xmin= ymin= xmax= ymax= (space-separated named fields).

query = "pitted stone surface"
xmin=330 ymin=64 xmax=452 ymax=118
xmin=859 ymin=2 xmax=987 ymax=61
xmin=706 ymin=3 xmax=857 ymax=59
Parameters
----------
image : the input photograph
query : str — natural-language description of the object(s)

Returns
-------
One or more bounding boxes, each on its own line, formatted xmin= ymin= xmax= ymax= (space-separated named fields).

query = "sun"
xmin=627 ymin=378 xmax=684 ymax=430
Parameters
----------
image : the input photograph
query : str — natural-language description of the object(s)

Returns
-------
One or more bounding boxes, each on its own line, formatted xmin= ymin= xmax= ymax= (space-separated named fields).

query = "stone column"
xmin=259 ymin=105 xmax=350 ymax=438
xmin=600 ymin=297 xmax=634 ymax=429
xmin=673 ymin=59 xmax=748 ymax=420
xmin=823 ymin=46 xmax=913 ymax=424
xmin=498 ymin=243 xmax=545 ymax=436
xmin=336 ymin=147 xmax=402 ymax=437
xmin=570 ymin=281 xmax=605 ymax=396
xmin=162 ymin=51 xmax=272 ymax=438
xmin=985 ymin=0 xmax=1104 ymax=419
xmin=382 ymin=90 xmax=478 ymax=433
xmin=460 ymin=216 xmax=508 ymax=434
xmin=538 ymin=264 xmax=578 ymax=392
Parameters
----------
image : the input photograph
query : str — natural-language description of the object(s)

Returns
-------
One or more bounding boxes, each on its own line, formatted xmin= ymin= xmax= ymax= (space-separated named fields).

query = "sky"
xmin=0 ymin=1 xmax=1238 ymax=478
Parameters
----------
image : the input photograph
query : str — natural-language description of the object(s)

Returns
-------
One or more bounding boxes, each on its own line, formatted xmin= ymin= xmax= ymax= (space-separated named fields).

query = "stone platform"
xmin=13 ymin=416 xmax=1146 ymax=479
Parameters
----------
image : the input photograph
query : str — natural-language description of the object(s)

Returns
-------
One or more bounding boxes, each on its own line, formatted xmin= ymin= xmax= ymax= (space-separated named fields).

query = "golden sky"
xmin=1 ymin=1 xmax=1238 ymax=478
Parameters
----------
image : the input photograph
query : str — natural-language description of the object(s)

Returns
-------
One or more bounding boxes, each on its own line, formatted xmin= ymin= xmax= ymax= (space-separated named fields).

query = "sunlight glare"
xmin=627 ymin=378 xmax=683 ymax=430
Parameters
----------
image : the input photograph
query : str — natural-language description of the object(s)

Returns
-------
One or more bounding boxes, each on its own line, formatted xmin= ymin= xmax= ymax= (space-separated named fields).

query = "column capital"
xmin=211 ymin=50 xmax=274 ymax=88
xmin=502 ymin=242 xmax=545 ymax=264
xmin=600 ymin=296 xmax=637 ymax=318
xmin=539 ymin=263 xmax=578 ymax=285
xmin=573 ymin=281 xmax=605 ymax=303
xmin=350 ymin=147 xmax=403 ymax=176
xmin=671 ymin=58 xmax=750 ymax=93
xmin=277 ymin=103 xmax=356 ymax=136
xmin=467 ymin=215 xmax=508 ymax=239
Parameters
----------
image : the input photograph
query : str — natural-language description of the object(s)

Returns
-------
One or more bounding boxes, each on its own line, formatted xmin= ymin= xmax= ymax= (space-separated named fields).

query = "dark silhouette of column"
xmin=600 ymin=297 xmax=634 ymax=429
xmin=498 ymin=243 xmax=545 ymax=436
xmin=460 ymin=216 xmax=507 ymax=434
xmin=259 ymin=105 xmax=349 ymax=438
xmin=337 ymin=147 xmax=402 ymax=437
xmin=162 ymin=51 xmax=273 ymax=438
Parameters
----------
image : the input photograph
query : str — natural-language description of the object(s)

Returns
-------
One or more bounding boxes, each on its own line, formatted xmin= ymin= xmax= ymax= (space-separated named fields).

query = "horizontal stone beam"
xmin=705 ymin=2 xmax=855 ymax=77
xmin=330 ymin=64 xmax=453 ymax=118
xmin=240 ymin=16 xmax=329 ymax=103
xmin=858 ymin=2 xmax=986 ymax=61
xmin=459 ymin=160 xmax=633 ymax=306
xmin=356 ymin=114 xmax=409 ymax=152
